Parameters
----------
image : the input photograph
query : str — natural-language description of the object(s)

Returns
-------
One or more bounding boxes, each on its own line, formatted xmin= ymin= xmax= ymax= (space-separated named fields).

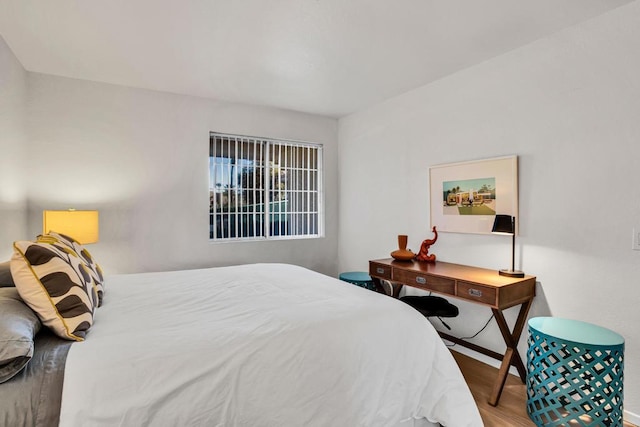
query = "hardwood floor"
xmin=451 ymin=350 xmax=636 ymax=427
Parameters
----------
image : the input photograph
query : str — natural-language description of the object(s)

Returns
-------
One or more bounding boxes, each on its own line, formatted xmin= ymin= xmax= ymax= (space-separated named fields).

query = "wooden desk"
xmin=369 ymin=258 xmax=536 ymax=406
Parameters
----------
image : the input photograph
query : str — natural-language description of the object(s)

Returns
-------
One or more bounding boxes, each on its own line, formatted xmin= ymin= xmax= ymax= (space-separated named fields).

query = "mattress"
xmin=57 ymin=263 xmax=481 ymax=426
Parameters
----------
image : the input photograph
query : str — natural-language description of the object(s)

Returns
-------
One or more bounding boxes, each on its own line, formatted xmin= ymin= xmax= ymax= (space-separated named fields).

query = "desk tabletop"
xmin=370 ymin=258 xmax=536 ymax=288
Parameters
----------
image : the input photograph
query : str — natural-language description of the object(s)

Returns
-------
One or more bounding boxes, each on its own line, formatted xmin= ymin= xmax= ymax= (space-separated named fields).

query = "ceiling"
xmin=0 ymin=0 xmax=633 ymax=118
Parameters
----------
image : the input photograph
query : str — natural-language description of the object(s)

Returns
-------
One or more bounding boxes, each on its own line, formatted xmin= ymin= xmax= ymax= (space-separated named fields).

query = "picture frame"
xmin=429 ymin=155 xmax=518 ymax=234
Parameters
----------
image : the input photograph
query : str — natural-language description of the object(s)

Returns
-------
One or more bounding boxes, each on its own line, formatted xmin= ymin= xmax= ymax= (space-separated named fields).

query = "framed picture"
xmin=429 ymin=155 xmax=518 ymax=234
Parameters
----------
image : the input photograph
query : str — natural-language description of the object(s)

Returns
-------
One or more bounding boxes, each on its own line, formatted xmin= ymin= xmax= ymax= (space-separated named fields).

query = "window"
xmin=209 ymin=132 xmax=323 ymax=241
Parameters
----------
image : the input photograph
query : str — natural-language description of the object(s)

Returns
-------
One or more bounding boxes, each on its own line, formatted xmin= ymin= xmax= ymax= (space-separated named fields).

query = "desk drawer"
xmin=457 ymin=281 xmax=497 ymax=306
xmin=369 ymin=262 xmax=392 ymax=280
xmin=394 ymin=270 xmax=455 ymax=295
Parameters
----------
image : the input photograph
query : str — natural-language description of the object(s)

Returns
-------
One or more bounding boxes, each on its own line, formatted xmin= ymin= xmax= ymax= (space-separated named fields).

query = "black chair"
xmin=400 ymin=295 xmax=459 ymax=330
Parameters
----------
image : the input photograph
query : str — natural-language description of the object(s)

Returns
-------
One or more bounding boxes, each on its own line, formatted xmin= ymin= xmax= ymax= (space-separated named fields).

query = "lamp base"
xmin=499 ymin=269 xmax=525 ymax=278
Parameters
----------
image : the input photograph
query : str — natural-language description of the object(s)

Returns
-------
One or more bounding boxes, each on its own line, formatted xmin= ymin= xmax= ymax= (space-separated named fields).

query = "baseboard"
xmin=445 ymin=344 xmax=520 ymax=376
xmin=626 ymin=410 xmax=640 ymax=426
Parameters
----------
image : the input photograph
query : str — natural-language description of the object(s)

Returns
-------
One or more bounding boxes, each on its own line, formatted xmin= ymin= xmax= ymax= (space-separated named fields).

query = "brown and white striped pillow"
xmin=38 ymin=232 xmax=105 ymax=307
xmin=10 ymin=240 xmax=98 ymax=341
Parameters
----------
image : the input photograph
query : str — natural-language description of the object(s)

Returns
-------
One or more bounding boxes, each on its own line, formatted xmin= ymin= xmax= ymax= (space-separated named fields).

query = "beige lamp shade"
xmin=42 ymin=210 xmax=99 ymax=244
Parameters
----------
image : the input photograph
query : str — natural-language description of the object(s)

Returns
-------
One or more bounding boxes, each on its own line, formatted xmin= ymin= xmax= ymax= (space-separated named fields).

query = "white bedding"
xmin=59 ymin=264 xmax=481 ymax=426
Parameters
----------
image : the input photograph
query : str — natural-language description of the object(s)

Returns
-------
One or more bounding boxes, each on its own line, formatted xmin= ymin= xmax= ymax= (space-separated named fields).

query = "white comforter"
xmin=60 ymin=264 xmax=481 ymax=426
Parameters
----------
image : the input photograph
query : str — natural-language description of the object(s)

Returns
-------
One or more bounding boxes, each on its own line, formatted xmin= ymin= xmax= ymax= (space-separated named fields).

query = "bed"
xmin=2 ymin=259 xmax=482 ymax=426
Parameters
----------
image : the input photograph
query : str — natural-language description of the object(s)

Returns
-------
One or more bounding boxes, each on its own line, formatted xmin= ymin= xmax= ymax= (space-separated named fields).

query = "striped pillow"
xmin=10 ymin=240 xmax=98 ymax=341
xmin=38 ymin=232 xmax=105 ymax=307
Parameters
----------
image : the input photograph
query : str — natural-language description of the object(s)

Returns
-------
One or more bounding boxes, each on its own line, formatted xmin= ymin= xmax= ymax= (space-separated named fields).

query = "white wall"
xmin=339 ymin=1 xmax=640 ymax=419
xmin=0 ymin=35 xmax=28 ymax=259
xmin=25 ymin=74 xmax=339 ymax=276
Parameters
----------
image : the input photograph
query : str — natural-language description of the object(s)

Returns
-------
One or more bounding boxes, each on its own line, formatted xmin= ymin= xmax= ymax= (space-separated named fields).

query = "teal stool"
xmin=339 ymin=271 xmax=376 ymax=291
xmin=527 ymin=317 xmax=624 ymax=426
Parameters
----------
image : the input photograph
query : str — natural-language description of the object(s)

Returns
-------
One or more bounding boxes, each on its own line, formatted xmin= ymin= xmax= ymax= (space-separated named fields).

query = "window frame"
xmin=209 ymin=132 xmax=324 ymax=242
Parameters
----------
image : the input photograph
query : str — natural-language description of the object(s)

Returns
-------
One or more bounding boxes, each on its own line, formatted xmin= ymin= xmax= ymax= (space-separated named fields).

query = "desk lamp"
xmin=43 ymin=209 xmax=99 ymax=244
xmin=491 ymin=214 xmax=524 ymax=278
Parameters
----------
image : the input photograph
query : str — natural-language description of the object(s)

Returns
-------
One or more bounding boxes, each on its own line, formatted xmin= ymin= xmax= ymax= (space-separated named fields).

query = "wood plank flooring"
xmin=451 ymin=350 xmax=635 ymax=427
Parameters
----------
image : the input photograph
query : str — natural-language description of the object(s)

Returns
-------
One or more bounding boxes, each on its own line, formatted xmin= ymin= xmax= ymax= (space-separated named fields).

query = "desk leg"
xmin=370 ymin=277 xmax=383 ymax=294
xmin=371 ymin=277 xmax=403 ymax=298
xmin=391 ymin=282 xmax=402 ymax=298
xmin=488 ymin=299 xmax=533 ymax=406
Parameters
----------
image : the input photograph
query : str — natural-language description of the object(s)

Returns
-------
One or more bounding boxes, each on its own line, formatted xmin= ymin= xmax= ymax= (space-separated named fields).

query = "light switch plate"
xmin=633 ymin=228 xmax=640 ymax=251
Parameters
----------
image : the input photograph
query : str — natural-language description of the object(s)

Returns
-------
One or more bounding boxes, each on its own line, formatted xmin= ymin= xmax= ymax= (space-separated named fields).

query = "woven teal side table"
xmin=338 ymin=271 xmax=376 ymax=291
xmin=527 ymin=317 xmax=624 ymax=426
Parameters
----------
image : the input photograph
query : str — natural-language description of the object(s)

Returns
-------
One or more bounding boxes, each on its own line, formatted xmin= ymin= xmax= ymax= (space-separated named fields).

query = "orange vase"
xmin=391 ymin=235 xmax=415 ymax=261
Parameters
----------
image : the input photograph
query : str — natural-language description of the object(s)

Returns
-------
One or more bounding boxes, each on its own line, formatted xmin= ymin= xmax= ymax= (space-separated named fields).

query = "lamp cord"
xmin=420 ymin=291 xmax=494 ymax=345
xmin=444 ymin=314 xmax=495 ymax=348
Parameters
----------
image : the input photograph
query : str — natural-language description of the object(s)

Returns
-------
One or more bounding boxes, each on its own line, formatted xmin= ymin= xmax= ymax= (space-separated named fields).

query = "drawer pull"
xmin=468 ymin=288 xmax=483 ymax=297
xmin=376 ymin=267 xmax=385 ymax=274
xmin=415 ymin=276 xmax=427 ymax=285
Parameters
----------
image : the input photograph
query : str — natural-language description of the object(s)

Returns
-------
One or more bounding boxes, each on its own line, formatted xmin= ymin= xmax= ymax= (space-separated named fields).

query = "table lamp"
xmin=491 ymin=214 xmax=524 ymax=278
xmin=43 ymin=209 xmax=99 ymax=244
